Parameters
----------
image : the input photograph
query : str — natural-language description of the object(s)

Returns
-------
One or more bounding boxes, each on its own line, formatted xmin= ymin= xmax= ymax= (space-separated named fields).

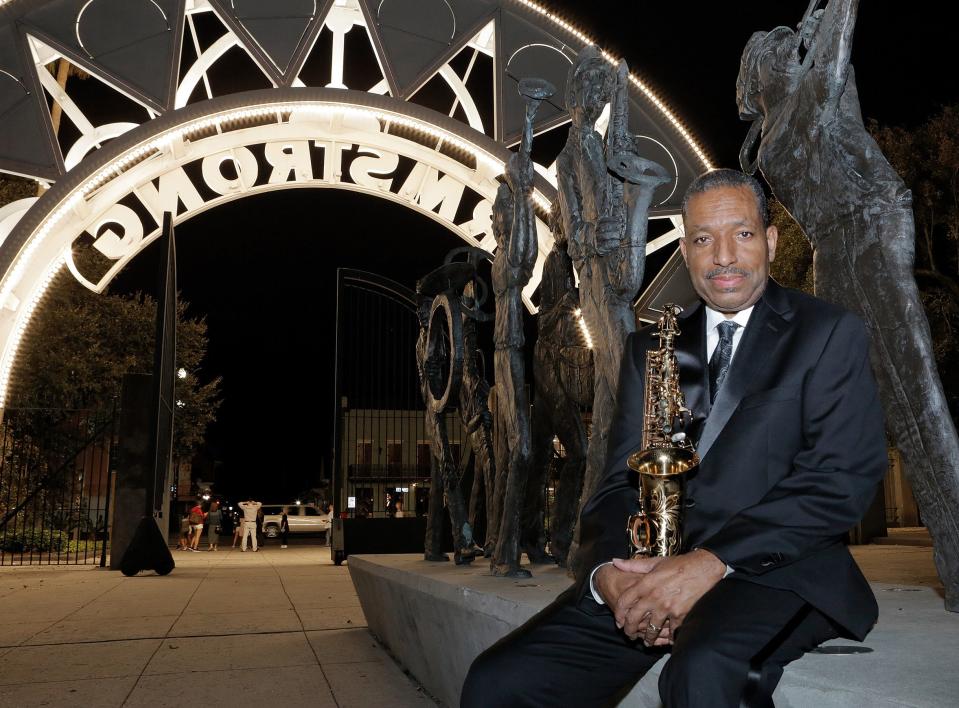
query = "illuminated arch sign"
xmin=0 ymin=0 xmax=715 ymax=409
xmin=62 ymin=95 xmax=555 ymax=294
xmin=0 ymin=90 xmax=554 ymax=406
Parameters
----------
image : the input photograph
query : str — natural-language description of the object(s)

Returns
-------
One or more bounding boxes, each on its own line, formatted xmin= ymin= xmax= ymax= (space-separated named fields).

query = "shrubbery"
xmin=0 ymin=529 xmax=107 ymax=555
xmin=1 ymin=528 xmax=70 ymax=553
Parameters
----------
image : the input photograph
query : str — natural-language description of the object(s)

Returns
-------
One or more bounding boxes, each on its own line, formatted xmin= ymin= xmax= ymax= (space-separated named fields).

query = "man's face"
xmin=680 ymin=185 xmax=777 ymax=314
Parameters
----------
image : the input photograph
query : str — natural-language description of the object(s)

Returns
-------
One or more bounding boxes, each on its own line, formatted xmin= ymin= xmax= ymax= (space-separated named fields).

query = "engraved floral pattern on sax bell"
xmin=650 ymin=486 xmax=682 ymax=555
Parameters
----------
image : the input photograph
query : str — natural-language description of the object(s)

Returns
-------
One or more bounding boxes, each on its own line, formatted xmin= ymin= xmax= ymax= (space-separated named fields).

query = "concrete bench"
xmin=349 ymin=554 xmax=958 ymax=707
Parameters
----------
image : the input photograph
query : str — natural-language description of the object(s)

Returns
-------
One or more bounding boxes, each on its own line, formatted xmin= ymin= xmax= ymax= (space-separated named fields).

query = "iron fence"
xmin=0 ymin=405 xmax=117 ymax=566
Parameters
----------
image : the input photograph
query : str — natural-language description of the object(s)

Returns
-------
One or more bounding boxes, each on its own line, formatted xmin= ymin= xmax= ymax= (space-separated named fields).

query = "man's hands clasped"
xmin=594 ymin=549 xmax=727 ymax=647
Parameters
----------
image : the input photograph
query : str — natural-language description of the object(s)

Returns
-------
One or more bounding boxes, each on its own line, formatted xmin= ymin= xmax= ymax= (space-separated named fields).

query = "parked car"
xmin=261 ymin=504 xmax=332 ymax=538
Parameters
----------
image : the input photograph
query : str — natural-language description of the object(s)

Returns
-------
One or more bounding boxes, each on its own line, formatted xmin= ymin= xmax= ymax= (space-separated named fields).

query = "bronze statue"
xmin=555 ymin=47 xmax=669 ymax=570
xmin=522 ymin=201 xmax=593 ymax=567
xmin=415 ymin=266 xmax=480 ymax=565
xmin=449 ymin=249 xmax=498 ymax=558
xmin=489 ymin=165 xmax=537 ymax=577
xmin=487 ymin=77 xmax=551 ymax=577
xmin=461 ymin=327 xmax=497 ymax=556
xmin=738 ymin=0 xmax=959 ymax=610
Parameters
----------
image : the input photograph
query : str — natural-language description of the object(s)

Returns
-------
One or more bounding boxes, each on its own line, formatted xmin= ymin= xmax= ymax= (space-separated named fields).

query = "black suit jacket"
xmin=575 ymin=280 xmax=887 ymax=640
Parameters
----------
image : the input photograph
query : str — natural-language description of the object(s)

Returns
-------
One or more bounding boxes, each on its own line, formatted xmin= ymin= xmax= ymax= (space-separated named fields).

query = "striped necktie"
xmin=709 ymin=320 xmax=739 ymax=404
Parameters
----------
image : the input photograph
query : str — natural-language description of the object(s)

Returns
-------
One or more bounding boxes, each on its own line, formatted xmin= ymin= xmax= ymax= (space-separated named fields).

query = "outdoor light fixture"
xmin=295 ymin=500 xmax=301 ymax=505
xmin=202 ymin=494 xmax=210 ymax=501
xmin=175 ymin=399 xmax=185 ymax=408
xmin=177 ymin=367 xmax=187 ymax=379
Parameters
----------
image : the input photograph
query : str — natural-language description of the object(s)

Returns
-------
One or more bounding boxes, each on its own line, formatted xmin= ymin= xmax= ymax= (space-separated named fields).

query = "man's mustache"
xmin=706 ymin=267 xmax=749 ymax=279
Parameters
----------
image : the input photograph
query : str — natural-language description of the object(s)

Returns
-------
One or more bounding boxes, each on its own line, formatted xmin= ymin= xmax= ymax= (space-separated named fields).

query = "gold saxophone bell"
xmin=626 ymin=304 xmax=699 ymax=558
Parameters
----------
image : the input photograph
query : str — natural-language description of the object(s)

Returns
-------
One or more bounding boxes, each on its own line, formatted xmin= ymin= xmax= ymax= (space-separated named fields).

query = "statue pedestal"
xmin=348 ymin=554 xmax=957 ymax=707
xmin=349 ymin=555 xmax=573 ymax=706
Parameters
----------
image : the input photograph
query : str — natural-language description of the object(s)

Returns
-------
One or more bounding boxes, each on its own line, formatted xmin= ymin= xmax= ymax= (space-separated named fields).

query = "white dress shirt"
xmin=588 ymin=305 xmax=756 ymax=604
xmin=705 ymin=305 xmax=753 ymax=366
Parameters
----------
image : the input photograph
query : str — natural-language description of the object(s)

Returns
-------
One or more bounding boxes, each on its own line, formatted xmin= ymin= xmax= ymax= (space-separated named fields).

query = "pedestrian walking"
xmin=324 ymin=503 xmax=334 ymax=547
xmin=188 ymin=501 xmax=206 ymax=551
xmin=206 ymin=500 xmax=222 ymax=551
xmin=280 ymin=511 xmax=289 ymax=548
xmin=232 ymin=511 xmax=243 ymax=548
xmin=177 ymin=513 xmax=191 ymax=550
xmin=238 ymin=499 xmax=261 ymax=552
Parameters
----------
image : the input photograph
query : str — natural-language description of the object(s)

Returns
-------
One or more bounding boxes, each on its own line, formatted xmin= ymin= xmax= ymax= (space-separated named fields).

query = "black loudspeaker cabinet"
xmin=331 ymin=515 xmax=453 ymax=565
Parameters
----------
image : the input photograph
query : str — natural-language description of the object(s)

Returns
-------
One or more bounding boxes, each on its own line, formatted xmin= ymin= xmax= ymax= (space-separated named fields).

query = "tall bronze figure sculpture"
xmin=522 ymin=202 xmax=593 ymax=567
xmin=415 ymin=265 xmax=480 ymax=565
xmin=461 ymin=314 xmax=497 ymax=555
xmin=488 ymin=78 xmax=547 ymax=577
xmin=448 ymin=249 xmax=498 ymax=557
xmin=556 ymin=47 xmax=669 ymax=570
xmin=738 ymin=0 xmax=959 ymax=610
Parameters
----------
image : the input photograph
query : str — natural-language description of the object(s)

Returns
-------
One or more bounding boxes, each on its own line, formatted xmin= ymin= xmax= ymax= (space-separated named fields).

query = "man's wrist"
xmin=588 ymin=561 xmax=614 ymax=604
xmin=692 ymin=547 xmax=734 ymax=578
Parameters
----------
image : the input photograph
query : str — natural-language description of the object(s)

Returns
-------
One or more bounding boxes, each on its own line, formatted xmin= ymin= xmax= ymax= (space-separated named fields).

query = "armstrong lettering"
xmin=73 ymin=139 xmax=495 ymax=289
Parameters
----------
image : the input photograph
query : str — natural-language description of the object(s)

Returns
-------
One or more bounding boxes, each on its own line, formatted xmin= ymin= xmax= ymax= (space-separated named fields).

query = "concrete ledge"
xmin=349 ymin=554 xmax=959 ymax=707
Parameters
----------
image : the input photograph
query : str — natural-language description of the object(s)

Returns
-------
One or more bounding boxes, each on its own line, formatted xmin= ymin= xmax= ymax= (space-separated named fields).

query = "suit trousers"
xmin=461 ymin=577 xmax=839 ymax=708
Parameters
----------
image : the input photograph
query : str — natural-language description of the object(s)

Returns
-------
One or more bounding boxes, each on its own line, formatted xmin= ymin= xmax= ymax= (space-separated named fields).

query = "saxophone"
xmin=626 ymin=304 xmax=699 ymax=557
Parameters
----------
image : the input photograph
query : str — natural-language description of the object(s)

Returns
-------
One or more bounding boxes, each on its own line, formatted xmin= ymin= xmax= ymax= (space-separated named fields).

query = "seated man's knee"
xmin=659 ymin=641 xmax=745 ymax=707
xmin=462 ymin=644 xmax=519 ymax=708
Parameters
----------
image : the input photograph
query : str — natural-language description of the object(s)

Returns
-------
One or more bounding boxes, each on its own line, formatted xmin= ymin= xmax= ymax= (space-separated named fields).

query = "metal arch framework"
xmin=0 ymin=89 xmax=558 ymax=407
xmin=0 ymin=0 xmax=711 ymax=187
xmin=0 ymin=0 xmax=714 ymax=407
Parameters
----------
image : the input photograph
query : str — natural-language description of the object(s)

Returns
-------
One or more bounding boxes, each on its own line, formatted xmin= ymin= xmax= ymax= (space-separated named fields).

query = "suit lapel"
xmin=696 ymin=281 xmax=792 ymax=462
xmin=674 ymin=303 xmax=708 ymax=444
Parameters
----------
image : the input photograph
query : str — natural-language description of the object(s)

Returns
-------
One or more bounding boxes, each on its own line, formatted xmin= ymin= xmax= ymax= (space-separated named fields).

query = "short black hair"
xmin=681 ymin=168 xmax=770 ymax=229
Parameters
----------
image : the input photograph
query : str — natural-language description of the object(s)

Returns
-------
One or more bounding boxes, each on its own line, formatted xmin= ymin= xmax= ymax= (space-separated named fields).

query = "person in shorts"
xmin=188 ymin=502 xmax=206 ymax=552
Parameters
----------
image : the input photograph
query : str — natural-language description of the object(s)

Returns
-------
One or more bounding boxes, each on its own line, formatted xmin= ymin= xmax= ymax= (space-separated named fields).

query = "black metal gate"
xmin=332 ymin=269 xmax=429 ymax=521
xmin=0 ymin=406 xmax=117 ymax=565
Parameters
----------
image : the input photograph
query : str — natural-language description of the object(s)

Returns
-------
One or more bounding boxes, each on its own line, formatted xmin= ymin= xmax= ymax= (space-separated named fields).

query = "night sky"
xmin=108 ymin=1 xmax=956 ymax=501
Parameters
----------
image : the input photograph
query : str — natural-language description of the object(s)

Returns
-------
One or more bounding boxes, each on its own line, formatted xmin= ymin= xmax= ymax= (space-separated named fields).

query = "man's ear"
xmin=678 ymin=236 xmax=689 ymax=264
xmin=765 ymin=225 xmax=779 ymax=262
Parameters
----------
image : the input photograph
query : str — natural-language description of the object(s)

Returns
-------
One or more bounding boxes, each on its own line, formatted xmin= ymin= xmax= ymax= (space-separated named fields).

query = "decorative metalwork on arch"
xmin=0 ymin=89 xmax=559 ymax=407
xmin=0 ymin=0 xmax=710 ymax=184
xmin=0 ymin=0 xmax=713 ymax=408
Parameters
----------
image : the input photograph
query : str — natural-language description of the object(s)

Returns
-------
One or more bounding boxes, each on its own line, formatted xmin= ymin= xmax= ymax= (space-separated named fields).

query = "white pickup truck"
xmin=261 ymin=504 xmax=332 ymax=538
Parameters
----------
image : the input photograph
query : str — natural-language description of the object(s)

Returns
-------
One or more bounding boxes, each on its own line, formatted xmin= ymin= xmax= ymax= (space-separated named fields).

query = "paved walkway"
xmin=0 ymin=546 xmax=437 ymax=708
xmin=0 ymin=540 xmax=946 ymax=708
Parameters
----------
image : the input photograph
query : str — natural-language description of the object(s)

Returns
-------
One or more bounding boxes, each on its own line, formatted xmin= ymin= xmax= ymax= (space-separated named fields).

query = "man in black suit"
xmin=462 ymin=169 xmax=887 ymax=707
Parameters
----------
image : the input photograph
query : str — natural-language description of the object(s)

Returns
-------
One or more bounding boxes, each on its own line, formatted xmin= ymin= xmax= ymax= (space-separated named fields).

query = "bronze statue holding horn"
xmin=488 ymin=77 xmax=553 ymax=577
xmin=555 ymin=47 xmax=670 ymax=571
